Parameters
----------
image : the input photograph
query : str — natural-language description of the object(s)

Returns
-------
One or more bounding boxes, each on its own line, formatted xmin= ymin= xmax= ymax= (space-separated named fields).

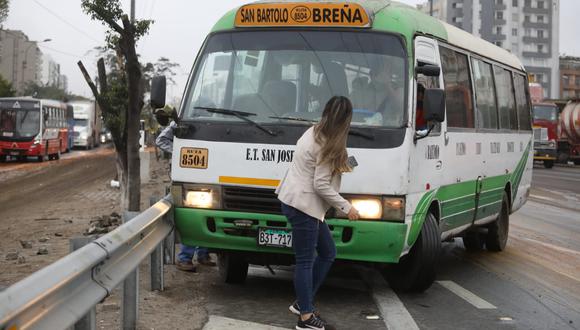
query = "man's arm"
xmin=155 ymin=121 xmax=176 ymax=154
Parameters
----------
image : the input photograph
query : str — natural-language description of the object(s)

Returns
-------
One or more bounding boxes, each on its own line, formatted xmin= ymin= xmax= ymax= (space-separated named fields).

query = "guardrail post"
xmin=70 ymin=237 xmax=96 ymax=330
xmin=122 ymin=211 xmax=140 ymax=330
xmin=149 ymin=197 xmax=164 ymax=291
xmin=163 ymin=208 xmax=175 ymax=265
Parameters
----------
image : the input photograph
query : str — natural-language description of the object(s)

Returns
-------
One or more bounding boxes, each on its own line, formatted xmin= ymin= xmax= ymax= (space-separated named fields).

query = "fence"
xmin=0 ymin=195 xmax=175 ymax=330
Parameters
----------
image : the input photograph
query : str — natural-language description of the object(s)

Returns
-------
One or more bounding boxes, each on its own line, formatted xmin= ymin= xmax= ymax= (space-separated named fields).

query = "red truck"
xmin=532 ymin=102 xmax=559 ymax=168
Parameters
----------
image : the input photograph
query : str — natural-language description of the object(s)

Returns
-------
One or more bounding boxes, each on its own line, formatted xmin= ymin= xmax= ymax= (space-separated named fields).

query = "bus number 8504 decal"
xmin=179 ymin=147 xmax=208 ymax=169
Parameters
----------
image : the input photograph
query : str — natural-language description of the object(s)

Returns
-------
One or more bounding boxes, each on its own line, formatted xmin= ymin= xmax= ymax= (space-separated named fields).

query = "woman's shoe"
xmin=296 ymin=314 xmax=326 ymax=330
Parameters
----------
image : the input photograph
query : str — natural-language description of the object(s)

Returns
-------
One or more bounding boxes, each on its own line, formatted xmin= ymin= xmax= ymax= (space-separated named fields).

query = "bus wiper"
xmin=349 ymin=128 xmax=374 ymax=140
xmin=195 ymin=107 xmax=277 ymax=136
xmin=269 ymin=115 xmax=316 ymax=123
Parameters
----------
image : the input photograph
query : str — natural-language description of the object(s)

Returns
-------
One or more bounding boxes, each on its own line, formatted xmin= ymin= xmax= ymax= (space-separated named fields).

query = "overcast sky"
xmin=4 ymin=0 xmax=579 ymax=100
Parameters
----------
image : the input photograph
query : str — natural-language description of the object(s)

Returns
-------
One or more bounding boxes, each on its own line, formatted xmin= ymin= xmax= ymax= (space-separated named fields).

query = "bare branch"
xmin=77 ymin=60 xmax=100 ymax=99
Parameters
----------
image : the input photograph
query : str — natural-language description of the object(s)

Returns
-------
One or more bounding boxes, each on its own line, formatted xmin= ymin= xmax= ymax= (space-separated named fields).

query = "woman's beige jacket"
xmin=276 ymin=127 xmax=352 ymax=221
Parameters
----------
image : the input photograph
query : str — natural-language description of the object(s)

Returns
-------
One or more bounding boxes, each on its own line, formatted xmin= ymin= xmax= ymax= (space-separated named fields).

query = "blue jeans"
xmin=282 ymin=203 xmax=336 ymax=314
xmin=178 ymin=244 xmax=209 ymax=263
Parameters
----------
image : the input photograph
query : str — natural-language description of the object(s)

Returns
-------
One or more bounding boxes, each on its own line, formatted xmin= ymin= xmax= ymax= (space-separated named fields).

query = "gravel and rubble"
xmin=0 ymin=148 xmax=209 ymax=329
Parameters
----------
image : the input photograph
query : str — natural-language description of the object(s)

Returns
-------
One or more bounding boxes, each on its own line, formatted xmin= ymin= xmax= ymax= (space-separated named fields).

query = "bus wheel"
xmin=218 ymin=252 xmax=248 ymax=284
xmin=543 ymin=160 xmax=554 ymax=169
xmin=55 ymin=148 xmax=61 ymax=160
xmin=385 ymin=212 xmax=440 ymax=292
xmin=574 ymin=160 xmax=580 ymax=166
xmin=462 ymin=232 xmax=485 ymax=251
xmin=0 ymin=155 xmax=6 ymax=162
xmin=486 ymin=193 xmax=510 ymax=252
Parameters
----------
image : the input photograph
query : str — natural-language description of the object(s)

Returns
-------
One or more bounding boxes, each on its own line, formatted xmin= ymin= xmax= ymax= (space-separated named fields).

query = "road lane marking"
xmin=203 ymin=315 xmax=289 ymax=330
xmin=436 ymin=280 xmax=496 ymax=309
xmin=358 ymin=268 xmax=420 ymax=330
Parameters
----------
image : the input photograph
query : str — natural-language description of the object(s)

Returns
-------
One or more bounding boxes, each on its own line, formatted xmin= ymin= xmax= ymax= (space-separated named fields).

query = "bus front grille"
xmin=222 ymin=186 xmax=282 ymax=214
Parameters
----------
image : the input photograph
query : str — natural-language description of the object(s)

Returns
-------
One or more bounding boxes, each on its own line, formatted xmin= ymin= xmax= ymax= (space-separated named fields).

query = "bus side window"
xmin=494 ymin=66 xmax=518 ymax=130
xmin=471 ymin=58 xmax=498 ymax=129
xmin=514 ymin=74 xmax=532 ymax=131
xmin=439 ymin=46 xmax=474 ymax=129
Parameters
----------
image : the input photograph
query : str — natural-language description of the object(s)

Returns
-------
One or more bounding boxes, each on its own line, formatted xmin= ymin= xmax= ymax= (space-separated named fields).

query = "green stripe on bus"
xmin=408 ymin=144 xmax=530 ymax=246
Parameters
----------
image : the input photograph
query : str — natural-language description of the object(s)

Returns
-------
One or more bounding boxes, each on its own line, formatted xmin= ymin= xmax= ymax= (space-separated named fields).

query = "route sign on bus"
xmin=235 ymin=2 xmax=370 ymax=27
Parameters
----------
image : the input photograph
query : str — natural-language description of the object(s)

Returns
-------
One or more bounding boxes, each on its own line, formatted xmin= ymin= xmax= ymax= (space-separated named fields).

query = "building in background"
xmin=418 ymin=0 xmax=560 ymax=99
xmin=560 ymin=56 xmax=580 ymax=100
xmin=41 ymin=54 xmax=60 ymax=87
xmin=0 ymin=29 xmax=44 ymax=94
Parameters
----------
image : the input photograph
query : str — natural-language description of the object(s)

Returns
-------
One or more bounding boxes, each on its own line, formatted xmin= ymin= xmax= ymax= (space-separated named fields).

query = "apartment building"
xmin=560 ymin=56 xmax=580 ymax=99
xmin=0 ymin=29 xmax=43 ymax=94
xmin=418 ymin=0 xmax=560 ymax=99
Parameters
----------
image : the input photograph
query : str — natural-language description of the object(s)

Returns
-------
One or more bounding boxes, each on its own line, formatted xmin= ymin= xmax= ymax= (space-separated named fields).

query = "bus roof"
xmin=212 ymin=0 xmax=524 ymax=71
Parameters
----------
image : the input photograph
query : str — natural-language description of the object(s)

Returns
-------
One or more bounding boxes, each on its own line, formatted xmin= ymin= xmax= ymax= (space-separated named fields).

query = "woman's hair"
xmin=314 ymin=96 xmax=353 ymax=175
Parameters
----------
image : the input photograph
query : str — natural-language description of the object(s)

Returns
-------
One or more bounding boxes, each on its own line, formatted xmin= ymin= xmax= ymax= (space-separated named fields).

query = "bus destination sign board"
xmin=235 ymin=3 xmax=370 ymax=28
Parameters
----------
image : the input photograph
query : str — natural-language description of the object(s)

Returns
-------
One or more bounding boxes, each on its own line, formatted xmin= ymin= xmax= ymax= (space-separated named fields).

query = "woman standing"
xmin=276 ymin=96 xmax=359 ymax=330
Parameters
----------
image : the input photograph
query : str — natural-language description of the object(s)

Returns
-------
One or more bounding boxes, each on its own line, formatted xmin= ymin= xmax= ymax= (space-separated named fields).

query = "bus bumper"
xmin=175 ymin=208 xmax=408 ymax=264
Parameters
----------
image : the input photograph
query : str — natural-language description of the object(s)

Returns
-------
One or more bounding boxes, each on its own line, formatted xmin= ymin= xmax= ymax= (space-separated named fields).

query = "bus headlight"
xmin=182 ymin=184 xmax=221 ymax=209
xmin=338 ymin=195 xmax=405 ymax=221
xmin=351 ymin=198 xmax=382 ymax=219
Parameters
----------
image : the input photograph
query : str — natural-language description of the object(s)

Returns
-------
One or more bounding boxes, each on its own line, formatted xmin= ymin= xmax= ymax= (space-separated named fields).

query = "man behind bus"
xmin=155 ymin=108 xmax=216 ymax=271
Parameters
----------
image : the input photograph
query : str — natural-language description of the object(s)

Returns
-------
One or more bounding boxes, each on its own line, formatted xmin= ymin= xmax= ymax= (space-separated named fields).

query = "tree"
xmin=0 ymin=0 xmax=9 ymax=27
xmin=0 ymin=74 xmax=15 ymax=97
xmin=79 ymin=0 xmax=152 ymax=212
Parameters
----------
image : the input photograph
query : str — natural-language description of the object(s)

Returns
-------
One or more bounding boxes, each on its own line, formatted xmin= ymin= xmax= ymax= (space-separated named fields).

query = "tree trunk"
xmin=122 ymin=16 xmax=142 ymax=212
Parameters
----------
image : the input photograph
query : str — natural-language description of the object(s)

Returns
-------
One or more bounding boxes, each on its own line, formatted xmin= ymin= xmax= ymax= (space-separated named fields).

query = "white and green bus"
xmin=151 ymin=0 xmax=533 ymax=292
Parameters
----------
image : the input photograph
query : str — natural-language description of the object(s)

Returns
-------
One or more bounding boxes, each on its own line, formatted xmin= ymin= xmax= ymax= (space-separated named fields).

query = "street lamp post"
xmin=21 ymin=38 xmax=52 ymax=93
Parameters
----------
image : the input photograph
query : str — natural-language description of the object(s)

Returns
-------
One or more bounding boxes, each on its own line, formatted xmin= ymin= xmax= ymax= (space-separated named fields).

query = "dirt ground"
xmin=0 ymin=147 xmax=210 ymax=329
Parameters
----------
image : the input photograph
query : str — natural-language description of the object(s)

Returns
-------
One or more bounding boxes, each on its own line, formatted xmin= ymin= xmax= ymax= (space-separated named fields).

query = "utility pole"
xmin=130 ymin=0 xmax=135 ymax=23
xmin=430 ymin=0 xmax=433 ymax=16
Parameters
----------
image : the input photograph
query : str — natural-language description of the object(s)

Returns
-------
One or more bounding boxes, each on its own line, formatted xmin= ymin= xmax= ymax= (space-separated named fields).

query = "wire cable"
xmin=31 ymin=0 xmax=101 ymax=43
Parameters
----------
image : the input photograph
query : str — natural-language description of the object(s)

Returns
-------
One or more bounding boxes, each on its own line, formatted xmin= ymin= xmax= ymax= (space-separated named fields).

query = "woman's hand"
xmin=347 ymin=207 xmax=359 ymax=220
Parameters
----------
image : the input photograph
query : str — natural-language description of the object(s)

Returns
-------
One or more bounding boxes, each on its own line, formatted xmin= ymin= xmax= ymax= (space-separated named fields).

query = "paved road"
xmin=199 ymin=166 xmax=580 ymax=330
xmin=532 ymin=164 xmax=580 ymax=195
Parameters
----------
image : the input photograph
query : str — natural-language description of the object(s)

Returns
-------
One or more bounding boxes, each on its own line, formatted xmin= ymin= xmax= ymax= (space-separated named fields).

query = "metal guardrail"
xmin=0 ymin=195 xmax=174 ymax=330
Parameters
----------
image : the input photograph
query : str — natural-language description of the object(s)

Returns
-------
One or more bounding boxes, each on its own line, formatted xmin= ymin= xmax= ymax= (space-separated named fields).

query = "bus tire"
xmin=574 ymin=159 xmax=580 ymax=166
xmin=0 ymin=155 xmax=6 ymax=162
xmin=543 ymin=160 xmax=554 ymax=169
xmin=218 ymin=252 xmax=248 ymax=284
xmin=486 ymin=193 xmax=510 ymax=252
xmin=462 ymin=232 xmax=485 ymax=251
xmin=55 ymin=147 xmax=61 ymax=160
xmin=385 ymin=212 xmax=440 ymax=292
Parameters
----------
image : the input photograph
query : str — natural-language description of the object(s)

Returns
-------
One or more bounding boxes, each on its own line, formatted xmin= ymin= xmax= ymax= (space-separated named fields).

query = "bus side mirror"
xmin=424 ymin=88 xmax=446 ymax=123
xmin=150 ymin=76 xmax=166 ymax=109
xmin=416 ymin=64 xmax=441 ymax=77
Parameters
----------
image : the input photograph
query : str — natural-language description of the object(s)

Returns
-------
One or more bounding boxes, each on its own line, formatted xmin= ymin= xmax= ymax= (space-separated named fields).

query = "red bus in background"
xmin=0 ymin=98 xmax=70 ymax=162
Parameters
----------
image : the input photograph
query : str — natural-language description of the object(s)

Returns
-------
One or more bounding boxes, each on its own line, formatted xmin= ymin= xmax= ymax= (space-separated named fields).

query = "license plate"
xmin=179 ymin=147 xmax=208 ymax=169
xmin=257 ymin=227 xmax=292 ymax=248
xmin=10 ymin=151 xmax=19 ymax=156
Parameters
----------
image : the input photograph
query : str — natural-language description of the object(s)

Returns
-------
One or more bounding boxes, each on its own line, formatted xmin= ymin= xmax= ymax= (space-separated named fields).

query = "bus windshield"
xmin=533 ymin=105 xmax=557 ymax=122
xmin=182 ymin=30 xmax=407 ymax=128
xmin=0 ymin=106 xmax=40 ymax=139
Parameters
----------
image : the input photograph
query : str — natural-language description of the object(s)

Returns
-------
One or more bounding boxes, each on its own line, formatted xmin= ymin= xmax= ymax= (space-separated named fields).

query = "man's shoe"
xmin=176 ymin=261 xmax=196 ymax=272
xmin=197 ymin=256 xmax=216 ymax=266
xmin=296 ymin=314 xmax=326 ymax=330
